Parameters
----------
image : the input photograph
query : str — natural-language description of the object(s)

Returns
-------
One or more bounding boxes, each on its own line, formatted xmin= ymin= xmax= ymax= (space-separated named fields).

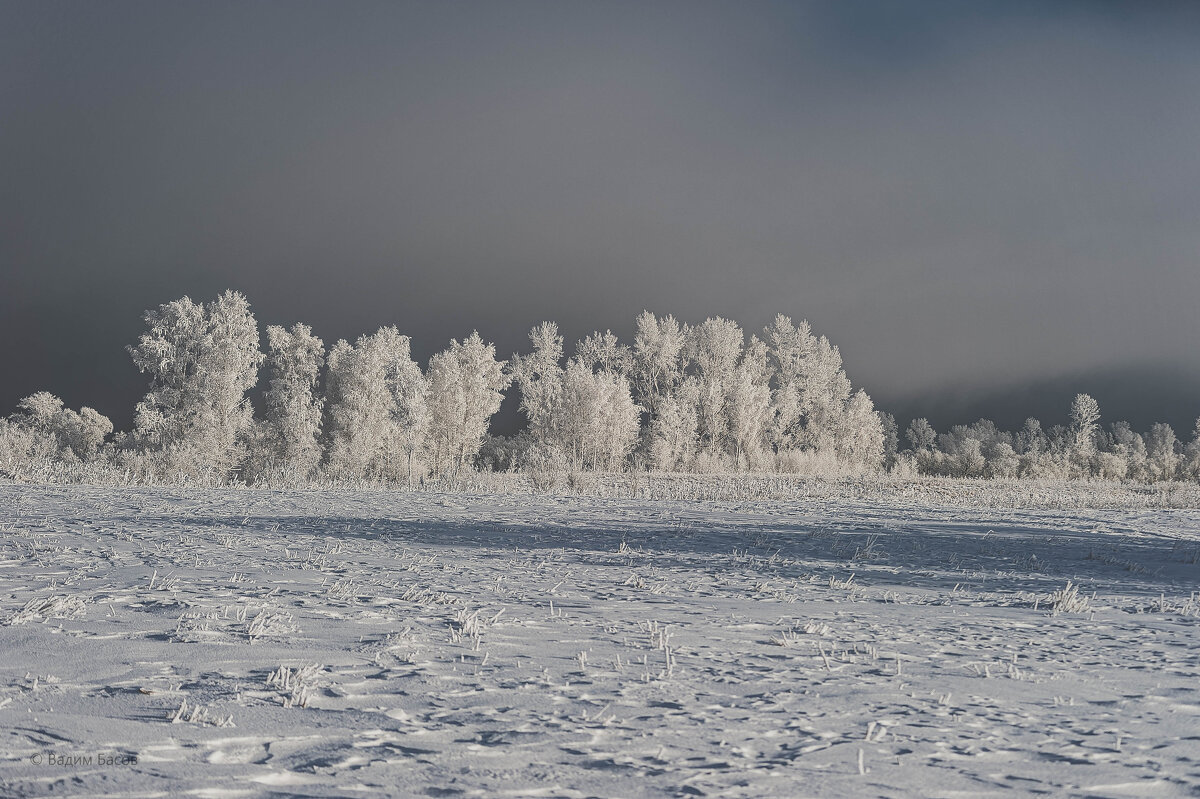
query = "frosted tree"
xmin=127 ymin=291 xmax=263 ymax=478
xmin=1182 ymin=419 xmax=1200 ymax=481
xmin=1069 ymin=394 xmax=1101 ymax=457
xmin=763 ymin=314 xmax=814 ymax=450
xmin=1145 ymin=422 xmax=1178 ymax=482
xmin=324 ymin=337 xmax=383 ymax=478
xmin=905 ymin=418 xmax=936 ymax=453
xmin=878 ymin=411 xmax=899 ymax=471
xmin=933 ymin=424 xmax=988 ymax=478
xmin=565 ymin=332 xmax=640 ymax=471
xmin=1109 ymin=422 xmax=1147 ymax=482
xmin=835 ymin=390 xmax=885 ymax=469
xmin=629 ymin=312 xmax=687 ymax=423
xmin=575 ymin=329 xmax=631 ymax=375
xmin=509 ymin=322 xmax=565 ymax=449
xmin=389 ymin=342 xmax=430 ymax=483
xmin=763 ymin=314 xmax=852 ymax=455
xmin=427 ymin=332 xmax=509 ymax=478
xmin=255 ymin=323 xmax=325 ymax=480
xmin=629 ymin=312 xmax=697 ymax=466
xmin=800 ymin=336 xmax=854 ymax=453
xmin=1013 ymin=418 xmax=1049 ymax=476
xmin=590 ymin=368 xmax=641 ymax=469
xmin=647 ymin=378 xmax=699 ymax=470
xmin=324 ymin=327 xmax=426 ymax=481
xmin=724 ymin=336 xmax=772 ymax=467
xmin=1015 ymin=418 xmax=1047 ymax=456
xmin=687 ymin=317 xmax=744 ymax=459
xmin=14 ymin=391 xmax=64 ymax=430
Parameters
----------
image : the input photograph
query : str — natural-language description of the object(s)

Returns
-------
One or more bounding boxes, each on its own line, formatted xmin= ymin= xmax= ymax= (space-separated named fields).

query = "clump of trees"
xmin=902 ymin=393 xmax=1200 ymax=482
xmin=502 ymin=312 xmax=884 ymax=476
xmin=2 ymin=290 xmax=1197 ymax=487
xmin=0 ymin=391 xmax=112 ymax=471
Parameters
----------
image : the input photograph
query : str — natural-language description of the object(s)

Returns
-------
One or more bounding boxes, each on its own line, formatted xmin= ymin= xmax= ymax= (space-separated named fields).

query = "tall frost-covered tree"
xmin=905 ymin=418 xmax=937 ymax=453
xmin=630 ymin=312 xmax=696 ymax=468
xmin=427 ymin=332 xmax=508 ymax=478
xmin=1182 ymin=418 xmax=1200 ymax=481
xmin=835 ymin=390 xmax=885 ymax=469
xmin=647 ymin=378 xmax=699 ymax=471
xmin=254 ymin=323 xmax=325 ymax=480
xmin=390 ymin=343 xmax=430 ymax=483
xmin=724 ymin=336 xmax=772 ymax=466
xmin=630 ymin=312 xmax=688 ymax=424
xmin=591 ymin=368 xmax=641 ymax=469
xmin=1109 ymin=421 xmax=1148 ymax=482
xmin=763 ymin=314 xmax=853 ymax=455
xmin=1069 ymin=394 xmax=1101 ymax=459
xmin=761 ymin=313 xmax=884 ymax=470
xmin=571 ymin=332 xmax=640 ymax=470
xmin=127 ymin=291 xmax=263 ymax=477
xmin=1016 ymin=418 xmax=1047 ymax=457
xmin=1146 ymin=422 xmax=1178 ymax=482
xmin=763 ymin=314 xmax=813 ymax=450
xmin=1062 ymin=393 xmax=1101 ymax=478
xmin=878 ymin=411 xmax=899 ymax=471
xmin=324 ymin=327 xmax=426 ymax=481
xmin=687 ymin=317 xmax=744 ymax=459
xmin=510 ymin=322 xmax=565 ymax=449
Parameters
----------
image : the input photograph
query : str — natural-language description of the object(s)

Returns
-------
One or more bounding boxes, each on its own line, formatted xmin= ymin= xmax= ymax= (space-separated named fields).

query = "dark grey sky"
xmin=3 ymin=0 xmax=1200 ymax=436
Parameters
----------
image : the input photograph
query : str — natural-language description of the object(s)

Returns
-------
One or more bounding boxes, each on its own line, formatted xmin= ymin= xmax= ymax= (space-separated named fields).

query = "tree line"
xmin=2 ymin=290 xmax=1197 ymax=485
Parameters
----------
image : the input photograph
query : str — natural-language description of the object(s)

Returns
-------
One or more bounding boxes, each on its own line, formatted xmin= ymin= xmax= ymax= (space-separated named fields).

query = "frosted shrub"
xmin=519 ymin=442 xmax=572 ymax=492
xmin=1048 ymin=581 xmax=1091 ymax=615
xmin=1094 ymin=452 xmax=1128 ymax=481
xmin=0 ymin=418 xmax=61 ymax=479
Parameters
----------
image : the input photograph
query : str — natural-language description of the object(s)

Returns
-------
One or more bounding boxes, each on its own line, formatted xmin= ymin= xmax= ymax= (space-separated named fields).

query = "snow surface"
xmin=1 ymin=483 xmax=1199 ymax=797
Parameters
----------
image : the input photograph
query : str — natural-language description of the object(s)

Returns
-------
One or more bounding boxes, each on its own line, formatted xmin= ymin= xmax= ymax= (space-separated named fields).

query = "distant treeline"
xmin=2 ymin=290 xmax=1198 ymax=486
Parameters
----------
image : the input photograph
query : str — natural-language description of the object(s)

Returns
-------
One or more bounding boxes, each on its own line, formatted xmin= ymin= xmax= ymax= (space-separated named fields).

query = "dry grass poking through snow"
xmin=0 ymin=483 xmax=1199 ymax=797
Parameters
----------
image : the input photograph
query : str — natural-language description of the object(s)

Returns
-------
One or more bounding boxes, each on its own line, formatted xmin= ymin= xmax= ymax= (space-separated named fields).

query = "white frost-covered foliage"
xmin=0 ymin=392 xmax=113 ymax=479
xmin=630 ymin=312 xmax=694 ymax=470
xmin=510 ymin=322 xmax=565 ymax=449
xmin=324 ymin=327 xmax=427 ymax=482
xmin=767 ymin=316 xmax=845 ymax=446
xmin=904 ymin=394 xmax=1195 ymax=484
xmin=249 ymin=323 xmax=326 ymax=482
xmin=1183 ymin=418 xmax=1200 ymax=481
xmin=688 ymin=316 xmax=745 ymax=459
xmin=511 ymin=323 xmax=640 ymax=471
xmin=427 ymin=332 xmax=509 ymax=478
xmin=515 ymin=312 xmax=881 ymax=473
xmin=6 ymin=289 xmax=1200 ymax=487
xmin=559 ymin=360 xmax=641 ymax=470
xmin=1069 ymin=393 xmax=1102 ymax=474
xmin=126 ymin=291 xmax=263 ymax=478
xmin=15 ymin=392 xmax=113 ymax=461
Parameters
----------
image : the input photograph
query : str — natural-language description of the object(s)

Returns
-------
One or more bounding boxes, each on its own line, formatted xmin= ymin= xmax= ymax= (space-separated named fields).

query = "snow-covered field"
xmin=1 ymin=483 xmax=1199 ymax=798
